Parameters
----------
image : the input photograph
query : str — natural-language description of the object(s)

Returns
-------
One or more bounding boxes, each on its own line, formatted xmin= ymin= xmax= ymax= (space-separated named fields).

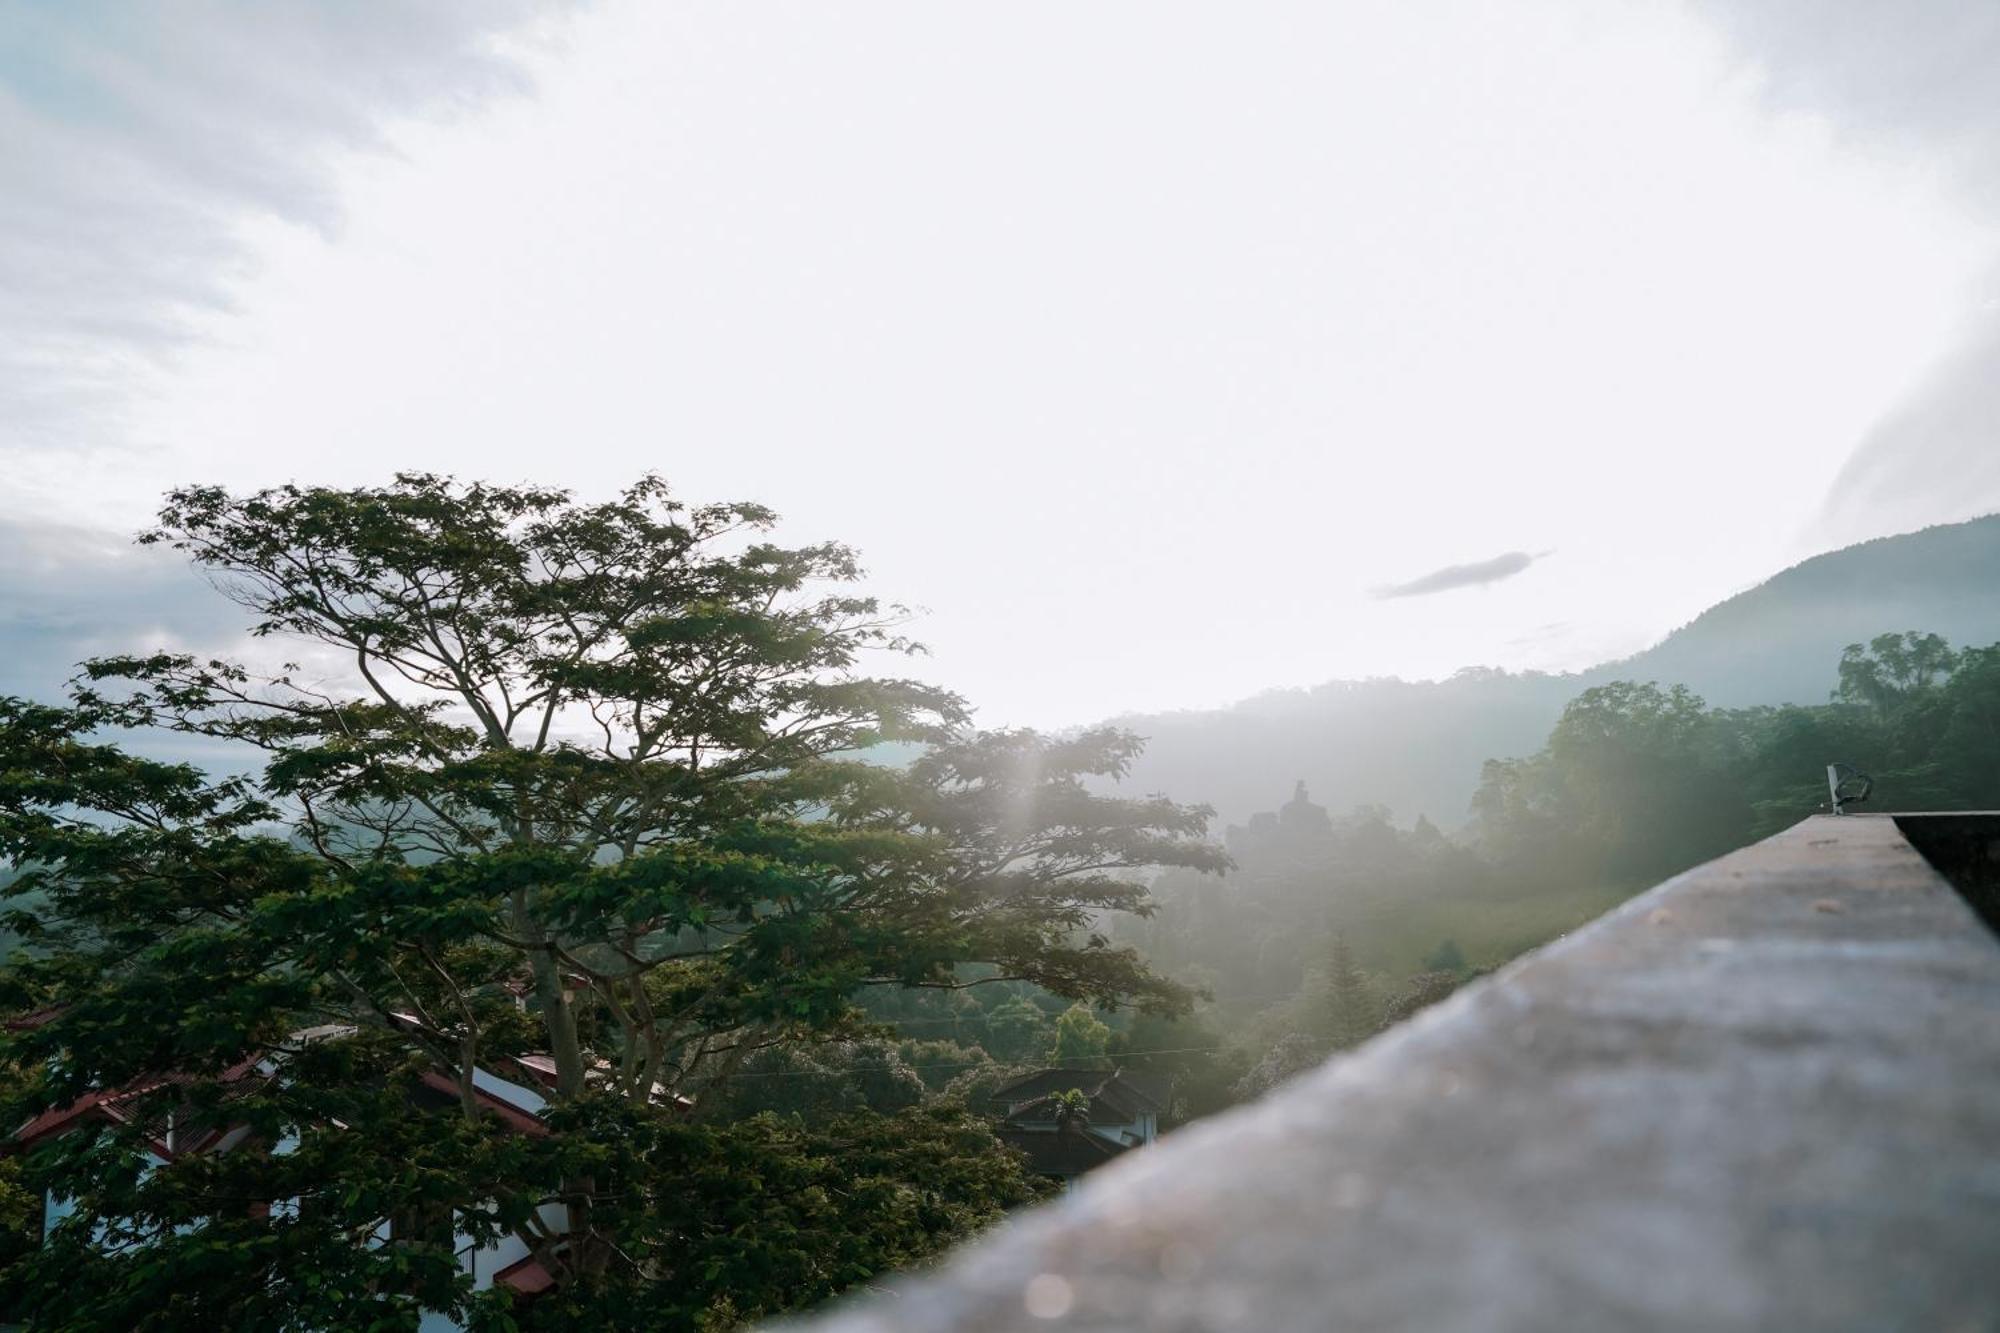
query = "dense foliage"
xmin=2 ymin=474 xmax=1993 ymax=1331
xmin=0 ymin=476 xmax=1220 ymax=1330
xmin=1474 ymin=631 xmax=2000 ymax=881
xmin=1105 ymin=631 xmax=2000 ymax=1108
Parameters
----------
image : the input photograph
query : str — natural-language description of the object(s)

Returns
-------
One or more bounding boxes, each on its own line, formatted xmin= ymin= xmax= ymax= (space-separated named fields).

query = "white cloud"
xmin=1680 ymin=0 xmax=2000 ymax=538
xmin=0 ymin=0 xmax=571 ymax=460
xmin=4 ymin=1 xmax=1994 ymax=726
xmin=1818 ymin=302 xmax=2000 ymax=544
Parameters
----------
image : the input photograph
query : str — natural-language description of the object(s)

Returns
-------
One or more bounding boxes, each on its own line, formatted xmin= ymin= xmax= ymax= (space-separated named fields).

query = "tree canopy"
xmin=0 ymin=475 xmax=1222 ymax=1329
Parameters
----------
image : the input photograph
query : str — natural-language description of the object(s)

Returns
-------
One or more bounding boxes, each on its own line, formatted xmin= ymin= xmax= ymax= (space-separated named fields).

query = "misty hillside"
xmin=1590 ymin=513 xmax=2000 ymax=707
xmin=1115 ymin=513 xmax=2000 ymax=827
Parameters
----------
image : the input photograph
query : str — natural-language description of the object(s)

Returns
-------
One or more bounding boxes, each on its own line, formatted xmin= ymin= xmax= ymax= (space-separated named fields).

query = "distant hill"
xmin=1586 ymin=513 xmax=2000 ymax=708
xmin=1109 ymin=671 xmax=1576 ymax=834
xmin=1111 ymin=513 xmax=2000 ymax=828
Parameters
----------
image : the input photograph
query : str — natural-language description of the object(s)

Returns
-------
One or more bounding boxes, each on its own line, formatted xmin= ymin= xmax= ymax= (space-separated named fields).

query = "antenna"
xmin=1825 ymin=764 xmax=1872 ymax=816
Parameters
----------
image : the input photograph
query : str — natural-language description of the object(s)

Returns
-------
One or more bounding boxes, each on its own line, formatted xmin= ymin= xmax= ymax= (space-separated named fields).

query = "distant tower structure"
xmin=1278 ymin=779 xmax=1333 ymax=837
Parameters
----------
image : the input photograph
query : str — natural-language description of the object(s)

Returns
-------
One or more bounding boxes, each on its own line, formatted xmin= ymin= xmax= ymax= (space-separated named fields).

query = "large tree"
xmin=0 ymin=476 xmax=1221 ymax=1329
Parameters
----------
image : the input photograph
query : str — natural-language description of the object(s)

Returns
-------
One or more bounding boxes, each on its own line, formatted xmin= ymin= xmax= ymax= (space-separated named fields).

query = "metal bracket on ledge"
xmin=1826 ymin=763 xmax=1873 ymax=815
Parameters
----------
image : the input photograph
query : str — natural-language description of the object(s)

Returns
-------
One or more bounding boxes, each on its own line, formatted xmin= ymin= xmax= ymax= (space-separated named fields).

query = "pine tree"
xmin=1322 ymin=933 xmax=1381 ymax=1051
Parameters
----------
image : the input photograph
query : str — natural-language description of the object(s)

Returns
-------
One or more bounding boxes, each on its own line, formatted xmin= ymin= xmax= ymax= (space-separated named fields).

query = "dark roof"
xmin=14 ymin=1086 xmax=159 ymax=1153
xmin=4 ymin=1008 xmax=64 ymax=1032
xmin=506 ymin=1052 xmax=693 ymax=1110
xmin=15 ymin=1050 xmax=551 ymax=1155
xmin=415 ymin=1070 xmax=549 ymax=1138
xmin=986 ymin=1067 xmax=1168 ymax=1118
xmin=11 ymin=1055 xmax=269 ymax=1157
xmin=495 ymin=1253 xmax=557 ymax=1296
xmin=999 ymin=1090 xmax=1120 ymax=1132
xmin=997 ymin=1124 xmax=1129 ymax=1178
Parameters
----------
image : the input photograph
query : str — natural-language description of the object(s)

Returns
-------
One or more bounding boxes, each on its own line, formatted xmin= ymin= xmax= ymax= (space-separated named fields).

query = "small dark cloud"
xmin=1374 ymin=550 xmax=1544 ymax=600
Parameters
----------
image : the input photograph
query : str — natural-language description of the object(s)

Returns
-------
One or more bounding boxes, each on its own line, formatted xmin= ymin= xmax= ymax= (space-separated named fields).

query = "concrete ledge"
xmin=790 ymin=815 xmax=2000 ymax=1332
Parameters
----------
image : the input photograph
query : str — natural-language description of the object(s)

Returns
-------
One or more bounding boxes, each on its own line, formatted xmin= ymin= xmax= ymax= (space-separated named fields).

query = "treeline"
xmin=1473 ymin=631 xmax=2000 ymax=882
xmin=1080 ymin=631 xmax=2000 ymax=1115
xmin=2 ymin=462 xmax=1991 ymax=1333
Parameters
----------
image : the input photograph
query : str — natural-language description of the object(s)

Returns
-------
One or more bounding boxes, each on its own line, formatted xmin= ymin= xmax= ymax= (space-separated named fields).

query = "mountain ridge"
xmin=1108 ymin=512 xmax=2000 ymax=827
xmin=1586 ymin=511 xmax=2000 ymax=707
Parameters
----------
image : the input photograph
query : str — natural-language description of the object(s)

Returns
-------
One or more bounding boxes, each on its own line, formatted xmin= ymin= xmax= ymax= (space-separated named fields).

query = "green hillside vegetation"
xmin=1111 ymin=513 xmax=2000 ymax=826
xmin=1598 ymin=514 xmax=2000 ymax=707
xmin=800 ymin=629 xmax=2000 ymax=1155
xmin=0 ymin=478 xmax=1220 ymax=1331
xmin=1095 ymin=630 xmax=2000 ymax=1111
xmin=3 ymin=474 xmax=1996 ymax=1331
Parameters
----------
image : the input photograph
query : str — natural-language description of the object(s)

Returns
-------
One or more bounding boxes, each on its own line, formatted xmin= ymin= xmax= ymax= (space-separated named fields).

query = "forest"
xmin=783 ymin=628 xmax=2000 ymax=1128
xmin=0 ymin=478 xmax=1995 ymax=1331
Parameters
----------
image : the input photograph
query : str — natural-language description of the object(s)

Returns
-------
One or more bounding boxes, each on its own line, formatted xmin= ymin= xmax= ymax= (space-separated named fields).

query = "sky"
xmin=2 ymin=1 xmax=1997 ymax=727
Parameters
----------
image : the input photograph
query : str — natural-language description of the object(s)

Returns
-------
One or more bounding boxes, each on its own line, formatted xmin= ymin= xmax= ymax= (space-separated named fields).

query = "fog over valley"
xmin=3 ymin=6 xmax=1998 ymax=1331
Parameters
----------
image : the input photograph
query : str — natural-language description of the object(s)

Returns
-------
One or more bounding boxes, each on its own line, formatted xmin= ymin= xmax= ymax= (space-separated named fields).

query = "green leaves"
xmin=1474 ymin=632 xmax=2000 ymax=880
xmin=1835 ymin=631 xmax=1961 ymax=712
xmin=6 ymin=1033 xmax=548 ymax=1332
xmin=1 ymin=475 xmax=1222 ymax=1328
xmin=497 ymin=1102 xmax=1052 ymax=1332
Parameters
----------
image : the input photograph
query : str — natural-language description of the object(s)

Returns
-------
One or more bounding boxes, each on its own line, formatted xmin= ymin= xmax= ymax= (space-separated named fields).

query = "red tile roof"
xmin=495 ymin=1253 xmax=556 ymax=1295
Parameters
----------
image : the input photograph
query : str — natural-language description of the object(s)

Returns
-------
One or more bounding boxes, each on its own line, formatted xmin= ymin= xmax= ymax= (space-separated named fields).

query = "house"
xmin=984 ymin=1067 xmax=1167 ymax=1188
xmin=5 ymin=1015 xmax=624 ymax=1329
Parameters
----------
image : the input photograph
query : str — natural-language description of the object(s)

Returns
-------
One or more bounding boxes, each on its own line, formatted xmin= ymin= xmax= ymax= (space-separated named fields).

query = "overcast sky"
xmin=3 ymin=1 xmax=1997 ymax=726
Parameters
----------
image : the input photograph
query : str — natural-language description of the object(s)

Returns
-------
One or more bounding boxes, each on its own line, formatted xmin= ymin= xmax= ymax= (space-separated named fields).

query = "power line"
xmin=857 ymin=977 xmax=1400 ymax=1029
xmin=721 ymin=1043 xmax=1233 ymax=1079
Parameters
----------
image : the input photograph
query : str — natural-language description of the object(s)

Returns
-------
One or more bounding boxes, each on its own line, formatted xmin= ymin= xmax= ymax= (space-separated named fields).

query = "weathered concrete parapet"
xmin=788 ymin=815 xmax=2000 ymax=1332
